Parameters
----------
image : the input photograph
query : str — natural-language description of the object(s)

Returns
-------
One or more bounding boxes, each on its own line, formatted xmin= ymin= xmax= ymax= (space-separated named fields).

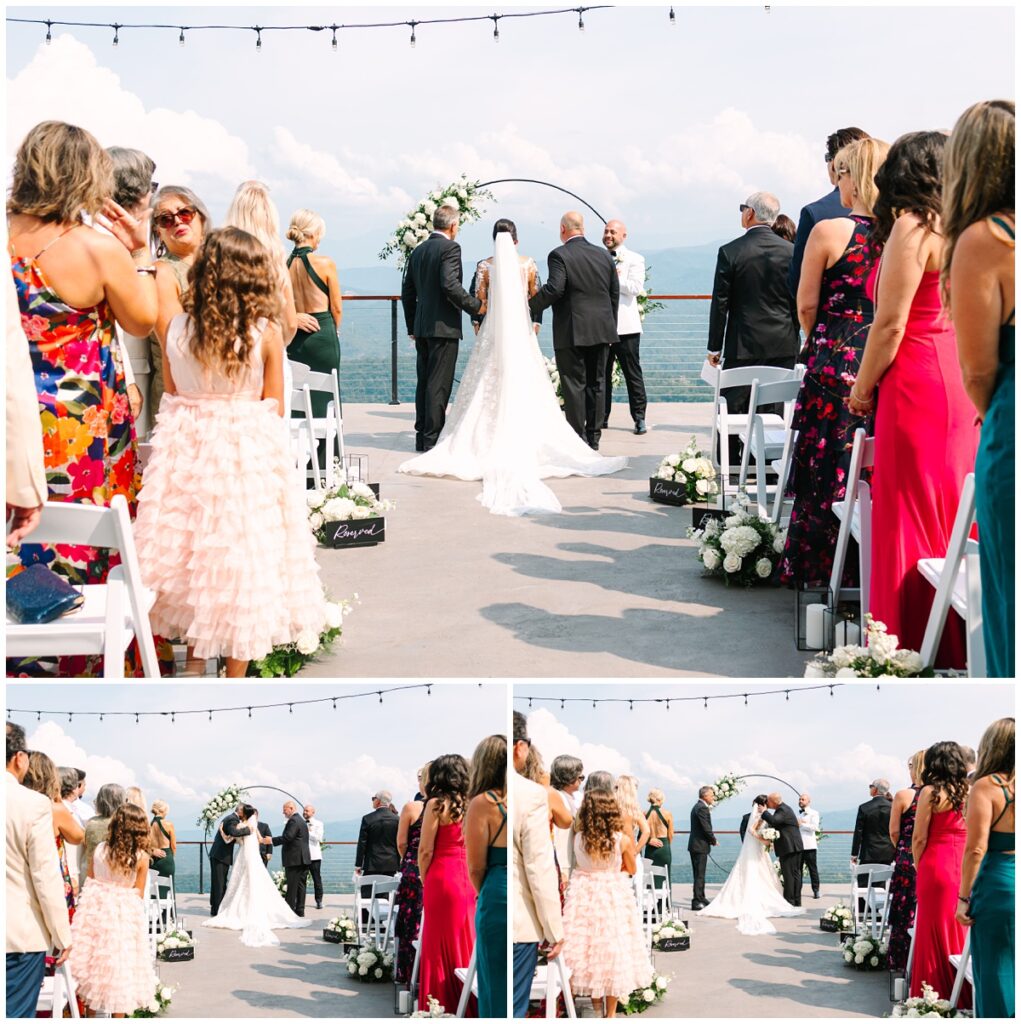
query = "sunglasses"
xmin=150 ymin=181 xmax=159 ymax=193
xmin=156 ymin=206 xmax=197 ymax=230
xmin=739 ymin=204 xmax=751 ymax=213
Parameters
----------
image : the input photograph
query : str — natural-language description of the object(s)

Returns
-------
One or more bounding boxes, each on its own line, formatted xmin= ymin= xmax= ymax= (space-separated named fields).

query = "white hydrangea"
xmin=719 ymin=525 xmax=760 ymax=557
xmin=401 ymin=231 xmax=417 ymax=249
xmin=323 ymin=497 xmax=357 ymax=520
xmin=359 ymin=965 xmax=368 ymax=976
xmin=413 ymin=212 xmax=428 ymax=227
xmin=348 ymin=962 xmax=357 ymax=974
xmin=422 ymin=200 xmax=437 ymax=217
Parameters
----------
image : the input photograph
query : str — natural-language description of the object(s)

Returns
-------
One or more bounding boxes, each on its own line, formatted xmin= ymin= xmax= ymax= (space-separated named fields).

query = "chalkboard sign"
xmin=656 ymin=935 xmax=690 ymax=952
xmin=649 ymin=478 xmax=689 ymax=506
xmin=323 ymin=516 xmax=386 ymax=549
xmin=158 ymin=946 xmax=194 ymax=962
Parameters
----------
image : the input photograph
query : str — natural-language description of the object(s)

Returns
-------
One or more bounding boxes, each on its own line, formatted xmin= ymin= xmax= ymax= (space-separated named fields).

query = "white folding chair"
xmin=36 ymin=961 xmax=80 ymax=1018
xmin=739 ymin=370 xmax=806 ymax=520
xmin=408 ymin=913 xmax=424 ymax=1007
xmin=290 ymin=360 xmax=345 ymax=490
xmin=353 ymin=873 xmax=399 ymax=948
xmin=850 ymin=863 xmax=893 ymax=939
xmin=948 ymin=930 xmax=973 ymax=1009
xmin=528 ymin=957 xmax=577 ymax=1018
xmin=648 ymin=864 xmax=672 ymax=922
xmin=904 ymin=925 xmax=917 ymax=991
xmin=827 ymin=428 xmax=875 ymax=635
xmin=5 ymin=495 xmax=160 ymax=678
xmin=918 ymin=474 xmax=984 ymax=675
xmin=454 ymin=944 xmax=478 ymax=1017
xmin=289 ymin=363 xmax=320 ymax=490
xmin=369 ymin=874 xmax=401 ymax=953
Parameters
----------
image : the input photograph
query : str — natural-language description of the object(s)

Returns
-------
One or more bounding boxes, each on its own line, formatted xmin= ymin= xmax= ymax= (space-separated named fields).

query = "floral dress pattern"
xmin=393 ymin=810 xmax=424 ymax=984
xmin=8 ymin=246 xmax=141 ymax=677
xmin=886 ymin=787 xmax=921 ymax=972
xmin=780 ymin=214 xmax=876 ymax=588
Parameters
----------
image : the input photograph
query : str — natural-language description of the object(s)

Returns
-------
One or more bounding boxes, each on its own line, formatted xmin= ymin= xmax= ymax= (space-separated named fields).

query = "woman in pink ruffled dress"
xmin=133 ymin=227 xmax=327 ymax=676
xmin=70 ymin=804 xmax=158 ymax=1016
xmin=562 ymin=789 xmax=653 ymax=1018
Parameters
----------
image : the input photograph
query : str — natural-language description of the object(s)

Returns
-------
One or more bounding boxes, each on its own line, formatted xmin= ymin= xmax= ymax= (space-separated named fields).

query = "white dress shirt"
xmin=799 ymin=807 xmax=820 ymax=851
xmin=307 ymin=817 xmax=324 ymax=861
xmin=610 ymin=244 xmax=646 ymax=336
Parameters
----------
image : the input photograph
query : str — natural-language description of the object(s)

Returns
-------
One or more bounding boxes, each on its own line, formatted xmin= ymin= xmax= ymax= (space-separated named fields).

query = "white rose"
xmin=430 ymin=191 xmax=442 ymax=202
xmin=665 ymin=454 xmax=681 ymax=468
xmin=457 ymin=188 xmax=468 ymax=200
xmin=160 ymin=987 xmax=172 ymax=1001
xmin=401 ymin=231 xmax=418 ymax=249
xmin=306 ymin=491 xmax=322 ymax=508
xmin=422 ymin=200 xmax=437 ymax=217
xmin=697 ymin=457 xmax=715 ymax=476
xmin=642 ymin=989 xmax=656 ymax=1002
xmin=351 ymin=482 xmax=375 ymax=500
xmin=755 ymin=557 xmax=773 ymax=578
xmin=905 ymin=1009 xmax=920 ymax=1018
xmin=696 ymin=479 xmax=710 ymax=495
xmin=773 ymin=536 xmax=785 ymax=553
xmin=722 ymin=552 xmax=742 ymax=573
xmin=702 ymin=548 xmax=721 ymax=571
xmin=323 ymin=497 xmax=357 ymax=520
xmin=681 ymin=458 xmax=697 ymax=473
xmin=657 ymin=467 xmax=674 ymax=481
xmin=834 ymin=667 xmax=859 ymax=678
xmin=870 ymin=956 xmax=879 ymax=967
xmin=413 ymin=212 xmax=427 ymax=226
xmin=296 ymin=631 xmax=319 ymax=655
xmin=148 ymin=1000 xmax=160 ymax=1012
xmin=416 ymin=227 xmax=429 ymax=240
xmin=348 ymin=962 xmax=357 ymax=975
xmin=351 ymin=505 xmax=373 ymax=519
xmin=655 ymin=976 xmax=667 ymax=990
xmin=854 ymin=954 xmax=864 ymax=964
xmin=324 ymin=602 xmax=344 ymax=630
xmin=375 ymin=968 xmax=383 ymax=978
xmin=309 ymin=511 xmax=323 ymax=530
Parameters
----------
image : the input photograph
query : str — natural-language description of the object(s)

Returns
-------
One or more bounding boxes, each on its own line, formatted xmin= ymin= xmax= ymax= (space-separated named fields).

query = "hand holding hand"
xmin=96 ymin=198 xmax=151 ymax=255
xmin=7 ymin=504 xmax=43 ymax=546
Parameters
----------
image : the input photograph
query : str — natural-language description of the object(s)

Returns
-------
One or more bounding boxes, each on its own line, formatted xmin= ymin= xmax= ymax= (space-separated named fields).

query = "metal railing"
xmin=334 ymin=295 xmax=715 ymax=405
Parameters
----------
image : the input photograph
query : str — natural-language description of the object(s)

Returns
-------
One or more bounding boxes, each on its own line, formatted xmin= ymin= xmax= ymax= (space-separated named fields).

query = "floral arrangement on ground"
xmin=804 ymin=615 xmax=933 ymax=678
xmin=272 ymin=869 xmax=288 ymax=896
xmin=654 ymin=437 xmax=719 ymax=502
xmin=841 ymin=933 xmax=887 ymax=970
xmin=651 ymin=919 xmax=689 ymax=949
xmin=710 ymin=771 xmax=743 ymax=804
xmin=156 ymin=927 xmax=194 ymax=957
xmin=326 ymin=915 xmax=358 ymax=943
xmin=687 ymin=493 xmax=784 ymax=585
xmin=196 ymin=785 xmax=248 ymax=837
xmin=379 ymin=175 xmax=493 ymax=267
xmin=620 ymin=973 xmax=669 ymax=1015
xmin=307 ymin=466 xmax=394 ymax=540
xmin=247 ymin=594 xmax=354 ymax=677
xmin=346 ymin=945 xmax=395 ymax=982
xmin=821 ymin=902 xmax=853 ymax=931
xmin=412 ymin=996 xmax=454 ymax=1018
xmin=131 ymin=983 xmax=175 ymax=1017
xmin=891 ymin=983 xmax=969 ymax=1018
xmin=545 ymin=357 xmax=622 ymax=408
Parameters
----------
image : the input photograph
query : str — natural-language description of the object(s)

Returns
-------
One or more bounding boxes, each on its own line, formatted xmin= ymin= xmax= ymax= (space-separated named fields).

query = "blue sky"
xmin=517 ymin=682 xmax=1014 ymax=821
xmin=6 ymin=4 xmax=1014 ymax=272
xmin=7 ymin=682 xmax=506 ymax=831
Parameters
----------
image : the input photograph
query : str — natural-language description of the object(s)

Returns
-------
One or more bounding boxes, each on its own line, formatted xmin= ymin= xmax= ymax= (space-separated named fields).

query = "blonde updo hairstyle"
xmin=833 ymin=137 xmax=890 ymax=216
xmin=287 ymin=208 xmax=326 ymax=248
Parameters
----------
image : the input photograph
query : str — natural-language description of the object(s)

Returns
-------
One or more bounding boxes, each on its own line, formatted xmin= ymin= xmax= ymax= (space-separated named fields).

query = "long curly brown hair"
xmin=870 ymin=131 xmax=947 ymax=252
xmin=425 ymin=753 xmax=470 ymax=823
xmin=105 ymin=803 xmax=151 ymax=876
xmin=922 ymin=740 xmax=970 ymax=813
xmin=577 ymin=789 xmax=623 ymax=860
xmin=182 ymin=227 xmax=280 ymax=380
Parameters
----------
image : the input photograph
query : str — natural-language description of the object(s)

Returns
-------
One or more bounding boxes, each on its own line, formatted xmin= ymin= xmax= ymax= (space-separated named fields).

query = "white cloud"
xmin=26 ymin=721 xmax=138 ymax=790
xmin=6 ymin=35 xmax=255 ymax=187
xmin=808 ymin=743 xmax=905 ymax=791
xmin=525 ymin=708 xmax=632 ymax=779
xmin=144 ymin=764 xmax=202 ymax=803
xmin=639 ymin=752 xmax=694 ymax=792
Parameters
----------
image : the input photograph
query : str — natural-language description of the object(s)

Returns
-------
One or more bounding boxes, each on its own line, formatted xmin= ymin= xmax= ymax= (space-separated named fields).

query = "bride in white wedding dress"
xmin=202 ymin=807 xmax=307 ymax=947
xmin=697 ymin=797 xmax=805 ymax=936
xmin=398 ymin=229 xmax=627 ymax=515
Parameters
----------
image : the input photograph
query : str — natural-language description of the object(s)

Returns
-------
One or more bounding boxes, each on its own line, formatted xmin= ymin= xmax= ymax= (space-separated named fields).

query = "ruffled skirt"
xmin=562 ymin=870 xmax=653 ymax=999
xmin=69 ymin=879 xmax=158 ymax=1014
xmin=134 ymin=395 xmax=327 ymax=660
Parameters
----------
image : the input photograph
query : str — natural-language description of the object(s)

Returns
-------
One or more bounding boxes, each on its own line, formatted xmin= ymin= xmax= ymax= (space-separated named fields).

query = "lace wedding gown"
xmin=202 ymin=815 xmax=307 ymax=947
xmin=398 ymin=232 xmax=627 ymax=515
xmin=697 ymin=805 xmax=805 ymax=935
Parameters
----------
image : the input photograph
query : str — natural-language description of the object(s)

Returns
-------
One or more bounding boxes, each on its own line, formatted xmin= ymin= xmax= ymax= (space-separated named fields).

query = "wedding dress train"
xmin=697 ymin=805 xmax=805 ymax=936
xmin=202 ymin=815 xmax=307 ymax=947
xmin=398 ymin=232 xmax=627 ymax=515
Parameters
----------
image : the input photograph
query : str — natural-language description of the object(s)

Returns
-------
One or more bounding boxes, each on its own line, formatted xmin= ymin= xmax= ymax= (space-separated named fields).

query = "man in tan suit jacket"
xmin=6 ymin=721 xmax=72 ymax=1018
xmin=512 ymin=711 xmax=563 ymax=1017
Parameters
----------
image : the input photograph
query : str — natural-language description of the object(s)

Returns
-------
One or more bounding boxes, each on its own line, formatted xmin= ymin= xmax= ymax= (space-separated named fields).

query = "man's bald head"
xmin=560 ymin=211 xmax=585 ymax=237
xmin=602 ymin=219 xmax=627 ymax=251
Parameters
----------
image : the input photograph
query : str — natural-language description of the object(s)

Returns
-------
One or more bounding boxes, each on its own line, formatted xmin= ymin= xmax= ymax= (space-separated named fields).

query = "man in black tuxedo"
xmin=688 ymin=786 xmax=717 ymax=910
xmin=208 ymin=804 xmax=250 ymax=916
xmin=401 ymin=203 xmax=482 ymax=452
xmin=739 ymin=811 xmax=750 ymax=843
xmin=788 ymin=126 xmax=870 ymax=299
xmin=707 ymin=192 xmax=800 ymax=465
xmin=257 ymin=820 xmax=273 ymax=868
xmin=355 ymin=790 xmax=401 ymax=905
xmin=272 ymin=800 xmax=311 ymax=917
xmin=761 ymin=793 xmax=805 ymax=906
xmin=529 ymin=211 xmax=619 ymax=450
xmin=851 ymin=779 xmax=897 ymax=866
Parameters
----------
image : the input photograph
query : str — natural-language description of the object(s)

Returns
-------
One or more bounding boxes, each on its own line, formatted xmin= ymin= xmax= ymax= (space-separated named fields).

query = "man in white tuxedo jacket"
xmin=512 ymin=712 xmax=563 ymax=1017
xmin=6 ymin=721 xmax=73 ymax=1018
xmin=798 ymin=792 xmax=821 ymax=899
xmin=602 ymin=220 xmax=649 ymax=434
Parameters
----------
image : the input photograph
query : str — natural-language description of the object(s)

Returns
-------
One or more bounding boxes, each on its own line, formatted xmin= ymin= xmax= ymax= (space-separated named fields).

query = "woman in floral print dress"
xmin=7 ymin=121 xmax=157 ymax=676
xmin=887 ymin=750 xmax=925 ymax=972
xmin=780 ymin=138 xmax=889 ymax=587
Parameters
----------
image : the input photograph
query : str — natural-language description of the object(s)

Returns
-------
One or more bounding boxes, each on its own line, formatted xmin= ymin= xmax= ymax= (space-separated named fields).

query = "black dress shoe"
xmin=316 ymin=901 xmax=323 ymax=909
xmin=813 ymin=892 xmax=820 ymax=900
xmin=634 ymin=419 xmax=647 ymax=435
xmin=415 ymin=441 xmax=425 ymax=452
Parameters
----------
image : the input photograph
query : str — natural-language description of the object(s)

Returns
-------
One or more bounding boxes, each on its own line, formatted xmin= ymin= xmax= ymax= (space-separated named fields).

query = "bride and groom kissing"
xmin=689 ymin=787 xmax=805 ymax=936
xmin=205 ymin=801 xmax=311 ymax=947
xmin=398 ymin=205 xmax=627 ymax=516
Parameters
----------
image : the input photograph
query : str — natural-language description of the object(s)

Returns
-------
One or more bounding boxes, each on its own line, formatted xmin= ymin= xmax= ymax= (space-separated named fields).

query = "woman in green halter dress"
xmin=646 ymin=789 xmax=674 ymax=888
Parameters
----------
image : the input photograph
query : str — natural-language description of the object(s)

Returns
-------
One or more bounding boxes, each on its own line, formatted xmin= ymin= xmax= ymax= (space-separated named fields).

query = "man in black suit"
xmin=401 ymin=203 xmax=482 ymax=452
xmin=257 ymin=820 xmax=273 ymax=868
xmin=529 ymin=211 xmax=619 ymax=450
xmin=707 ymin=192 xmax=800 ymax=465
xmin=788 ymin=126 xmax=870 ymax=299
xmin=739 ymin=811 xmax=750 ymax=843
xmin=761 ymin=793 xmax=805 ymax=906
xmin=208 ymin=804 xmax=250 ymax=916
xmin=687 ymin=785 xmax=717 ymax=910
xmin=355 ymin=790 xmax=401 ymax=905
xmin=272 ymin=800 xmax=311 ymax=917
xmin=851 ymin=779 xmax=897 ymax=866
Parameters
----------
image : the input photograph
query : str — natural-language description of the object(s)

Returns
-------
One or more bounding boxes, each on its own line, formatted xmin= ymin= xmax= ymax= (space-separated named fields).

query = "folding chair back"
xmin=740 ymin=372 xmax=806 ymax=518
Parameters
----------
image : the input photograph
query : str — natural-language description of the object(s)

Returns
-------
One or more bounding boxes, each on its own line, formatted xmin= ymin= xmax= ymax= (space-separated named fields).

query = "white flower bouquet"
xmin=891 ymin=983 xmax=965 ymax=1018
xmin=820 ymin=902 xmax=854 ymax=932
xmin=196 ymin=785 xmax=248 ymax=837
xmin=272 ymin=869 xmax=288 ymax=897
xmin=411 ymin=996 xmax=454 ymax=1018
xmin=307 ymin=464 xmax=394 ymax=542
xmin=156 ymin=927 xmax=194 ymax=959
xmin=248 ymin=592 xmax=355 ymax=678
xmin=651 ymin=919 xmax=689 ymax=951
xmin=710 ymin=771 xmax=744 ymax=804
xmin=620 ymin=973 xmax=669 ymax=1015
xmin=325 ymin=915 xmax=358 ymax=944
xmin=654 ymin=437 xmax=719 ymax=503
xmin=379 ymin=175 xmax=494 ymax=268
xmin=130 ymin=982 xmax=175 ymax=1017
xmin=760 ymin=826 xmax=780 ymax=849
xmin=545 ymin=356 xmax=621 ymax=408
xmin=804 ymin=615 xmax=933 ymax=678
xmin=687 ymin=493 xmax=784 ymax=586
xmin=840 ymin=933 xmax=887 ymax=971
xmin=635 ymin=265 xmax=665 ymax=322
xmin=345 ymin=944 xmax=395 ymax=982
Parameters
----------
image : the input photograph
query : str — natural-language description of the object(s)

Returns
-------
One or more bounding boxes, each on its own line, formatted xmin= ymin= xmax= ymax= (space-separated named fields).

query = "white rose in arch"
xmin=422 ymin=200 xmax=437 ymax=217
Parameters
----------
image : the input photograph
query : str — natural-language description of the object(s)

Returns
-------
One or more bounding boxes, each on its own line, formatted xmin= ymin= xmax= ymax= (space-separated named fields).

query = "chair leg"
xmin=557 ymin=956 xmax=577 ymax=1018
xmin=455 ymin=946 xmax=476 ymax=1018
xmin=103 ymin=580 xmax=124 ymax=679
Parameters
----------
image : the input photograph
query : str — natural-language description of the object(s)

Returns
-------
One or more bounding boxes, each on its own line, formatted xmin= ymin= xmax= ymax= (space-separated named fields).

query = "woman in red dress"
xmin=418 ymin=754 xmax=476 ymax=1015
xmin=910 ymin=741 xmax=971 ymax=1006
xmin=848 ymin=132 xmax=978 ymax=666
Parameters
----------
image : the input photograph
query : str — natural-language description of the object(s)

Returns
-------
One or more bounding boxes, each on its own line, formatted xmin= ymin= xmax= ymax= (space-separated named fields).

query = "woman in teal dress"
xmin=465 ymin=736 xmax=507 ymax=1018
xmin=645 ymin=789 xmax=673 ymax=889
xmin=957 ymin=718 xmax=1014 ymax=1018
xmin=943 ymin=100 xmax=1014 ymax=677
xmin=149 ymin=801 xmax=177 ymax=902
xmin=286 ymin=208 xmax=342 ymax=417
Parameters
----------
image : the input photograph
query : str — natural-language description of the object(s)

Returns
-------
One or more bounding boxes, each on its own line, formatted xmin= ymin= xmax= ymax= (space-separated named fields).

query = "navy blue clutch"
xmin=6 ymin=564 xmax=84 ymax=624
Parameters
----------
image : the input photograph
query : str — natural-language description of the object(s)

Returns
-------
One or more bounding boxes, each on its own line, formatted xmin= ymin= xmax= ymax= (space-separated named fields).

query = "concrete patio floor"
xmin=307 ymin=402 xmax=810 ymax=678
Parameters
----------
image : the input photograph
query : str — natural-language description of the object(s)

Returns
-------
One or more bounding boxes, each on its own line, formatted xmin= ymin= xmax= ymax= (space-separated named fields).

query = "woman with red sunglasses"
xmin=147 ymin=186 xmax=211 ymax=416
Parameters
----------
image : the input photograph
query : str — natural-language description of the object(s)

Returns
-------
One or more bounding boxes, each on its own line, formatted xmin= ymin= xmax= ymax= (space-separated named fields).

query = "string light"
xmin=378 ymin=691 xmax=384 ymax=704
xmin=331 ymin=25 xmax=337 ymax=50
xmin=492 ymin=14 xmax=500 ymax=41
xmin=560 ymin=698 xmax=565 ymax=709
xmin=516 ymin=684 xmax=852 ymax=710
xmin=178 ymin=27 xmax=185 ymax=45
xmin=45 ymin=18 xmax=51 ymax=42
xmin=577 ymin=8 xmax=585 ymax=31
xmin=409 ymin=20 xmax=416 ymax=47
xmin=704 ymin=697 xmax=709 ymax=709
xmin=171 ymin=712 xmax=175 ymax=724
xmin=208 ymin=710 xmax=213 ymax=721
xmin=255 ymin=26 xmax=262 ymax=51
xmin=668 ymin=6 xmax=676 ymax=24
xmin=111 ymin=23 xmax=119 ymax=46
xmin=288 ymin=704 xmax=293 ymax=714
